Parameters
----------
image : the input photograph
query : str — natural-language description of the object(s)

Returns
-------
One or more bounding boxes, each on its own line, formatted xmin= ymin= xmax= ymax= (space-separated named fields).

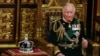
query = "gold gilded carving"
xmin=21 ymin=0 xmax=35 ymax=4
xmin=95 ymin=22 xmax=100 ymax=32
xmin=48 ymin=0 xmax=60 ymax=7
xmin=95 ymin=22 xmax=100 ymax=42
xmin=0 ymin=0 xmax=14 ymax=4
xmin=20 ymin=8 xmax=36 ymax=40
xmin=0 ymin=44 xmax=17 ymax=48
xmin=0 ymin=8 xmax=14 ymax=40
xmin=97 ymin=0 xmax=100 ymax=16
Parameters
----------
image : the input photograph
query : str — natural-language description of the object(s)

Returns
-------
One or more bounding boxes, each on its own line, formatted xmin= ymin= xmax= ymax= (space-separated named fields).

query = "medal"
xmin=68 ymin=23 xmax=71 ymax=28
xmin=72 ymin=24 xmax=80 ymax=30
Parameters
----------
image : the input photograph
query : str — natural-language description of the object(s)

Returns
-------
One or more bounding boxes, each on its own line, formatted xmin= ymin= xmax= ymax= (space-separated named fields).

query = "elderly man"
xmin=47 ymin=3 xmax=88 ymax=56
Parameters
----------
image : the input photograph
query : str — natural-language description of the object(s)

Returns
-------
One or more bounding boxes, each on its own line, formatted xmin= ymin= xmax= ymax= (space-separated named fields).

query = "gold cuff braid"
xmin=47 ymin=43 xmax=61 ymax=55
xmin=54 ymin=46 xmax=61 ymax=55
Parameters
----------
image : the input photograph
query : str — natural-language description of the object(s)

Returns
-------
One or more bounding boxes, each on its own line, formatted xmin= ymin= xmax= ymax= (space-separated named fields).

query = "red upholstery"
xmin=2 ymin=48 xmax=49 ymax=56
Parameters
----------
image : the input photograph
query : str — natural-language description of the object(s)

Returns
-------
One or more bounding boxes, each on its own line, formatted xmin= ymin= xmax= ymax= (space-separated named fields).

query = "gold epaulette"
xmin=51 ymin=19 xmax=60 ymax=23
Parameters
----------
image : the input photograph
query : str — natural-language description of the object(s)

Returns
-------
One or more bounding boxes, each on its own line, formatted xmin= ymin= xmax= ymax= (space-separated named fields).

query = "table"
xmin=1 ymin=48 xmax=49 ymax=56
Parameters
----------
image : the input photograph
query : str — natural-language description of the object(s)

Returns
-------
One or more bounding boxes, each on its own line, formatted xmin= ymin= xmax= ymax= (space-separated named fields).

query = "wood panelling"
xmin=0 ymin=0 xmax=42 ymax=48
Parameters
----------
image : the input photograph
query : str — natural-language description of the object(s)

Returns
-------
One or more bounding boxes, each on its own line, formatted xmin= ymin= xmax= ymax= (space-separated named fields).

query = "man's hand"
xmin=82 ymin=38 xmax=88 ymax=48
xmin=57 ymin=53 xmax=65 ymax=56
xmin=46 ymin=43 xmax=54 ymax=47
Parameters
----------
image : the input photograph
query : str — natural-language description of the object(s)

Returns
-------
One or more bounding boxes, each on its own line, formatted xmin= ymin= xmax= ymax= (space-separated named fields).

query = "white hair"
xmin=62 ymin=3 xmax=76 ymax=13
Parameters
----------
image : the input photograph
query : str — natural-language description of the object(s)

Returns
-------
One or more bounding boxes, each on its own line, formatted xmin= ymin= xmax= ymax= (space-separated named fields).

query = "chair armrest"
xmin=34 ymin=37 xmax=54 ymax=56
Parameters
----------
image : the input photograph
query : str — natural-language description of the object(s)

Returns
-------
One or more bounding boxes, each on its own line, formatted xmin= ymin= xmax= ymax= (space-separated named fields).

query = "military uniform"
xmin=48 ymin=18 xmax=85 ymax=56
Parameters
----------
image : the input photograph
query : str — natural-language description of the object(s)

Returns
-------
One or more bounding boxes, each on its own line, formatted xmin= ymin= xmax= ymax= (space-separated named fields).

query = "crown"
xmin=19 ymin=34 xmax=34 ymax=53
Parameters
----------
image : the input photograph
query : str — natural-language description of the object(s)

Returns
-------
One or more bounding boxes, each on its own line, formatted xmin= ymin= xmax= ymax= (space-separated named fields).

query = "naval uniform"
xmin=48 ymin=18 xmax=85 ymax=56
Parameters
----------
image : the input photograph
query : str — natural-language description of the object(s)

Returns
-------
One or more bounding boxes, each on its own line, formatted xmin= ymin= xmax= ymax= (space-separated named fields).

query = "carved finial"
xmin=48 ymin=0 xmax=60 ymax=7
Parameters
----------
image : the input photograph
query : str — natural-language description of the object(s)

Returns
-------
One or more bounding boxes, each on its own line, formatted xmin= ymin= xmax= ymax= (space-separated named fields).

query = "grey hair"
xmin=62 ymin=3 xmax=76 ymax=13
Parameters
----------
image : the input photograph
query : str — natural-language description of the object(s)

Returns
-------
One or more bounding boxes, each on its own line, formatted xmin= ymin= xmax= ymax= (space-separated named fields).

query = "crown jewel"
xmin=19 ymin=34 xmax=34 ymax=53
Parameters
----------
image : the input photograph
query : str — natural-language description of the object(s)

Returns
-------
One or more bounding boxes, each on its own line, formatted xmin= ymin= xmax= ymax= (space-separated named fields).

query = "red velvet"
xmin=3 ymin=48 xmax=49 ymax=56
xmin=12 ymin=48 xmax=41 ymax=53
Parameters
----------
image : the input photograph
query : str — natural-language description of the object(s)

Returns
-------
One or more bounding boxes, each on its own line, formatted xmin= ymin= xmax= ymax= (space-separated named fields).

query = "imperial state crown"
xmin=19 ymin=34 xmax=34 ymax=53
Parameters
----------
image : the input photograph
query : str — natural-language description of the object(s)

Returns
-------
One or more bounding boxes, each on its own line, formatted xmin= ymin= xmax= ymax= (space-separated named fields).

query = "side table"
xmin=1 ymin=48 xmax=49 ymax=56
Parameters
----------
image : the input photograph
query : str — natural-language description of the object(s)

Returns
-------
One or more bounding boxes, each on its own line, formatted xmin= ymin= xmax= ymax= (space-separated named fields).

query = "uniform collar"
xmin=62 ymin=17 xmax=75 ymax=24
xmin=62 ymin=17 xmax=69 ymax=23
xmin=61 ymin=18 xmax=78 ymax=25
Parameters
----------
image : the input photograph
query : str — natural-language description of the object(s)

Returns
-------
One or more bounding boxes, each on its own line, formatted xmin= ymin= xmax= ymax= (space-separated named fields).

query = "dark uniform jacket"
xmin=48 ymin=18 xmax=85 ymax=56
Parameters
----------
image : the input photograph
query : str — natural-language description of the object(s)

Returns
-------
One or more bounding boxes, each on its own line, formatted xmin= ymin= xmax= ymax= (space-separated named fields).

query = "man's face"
xmin=63 ymin=6 xmax=75 ymax=22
